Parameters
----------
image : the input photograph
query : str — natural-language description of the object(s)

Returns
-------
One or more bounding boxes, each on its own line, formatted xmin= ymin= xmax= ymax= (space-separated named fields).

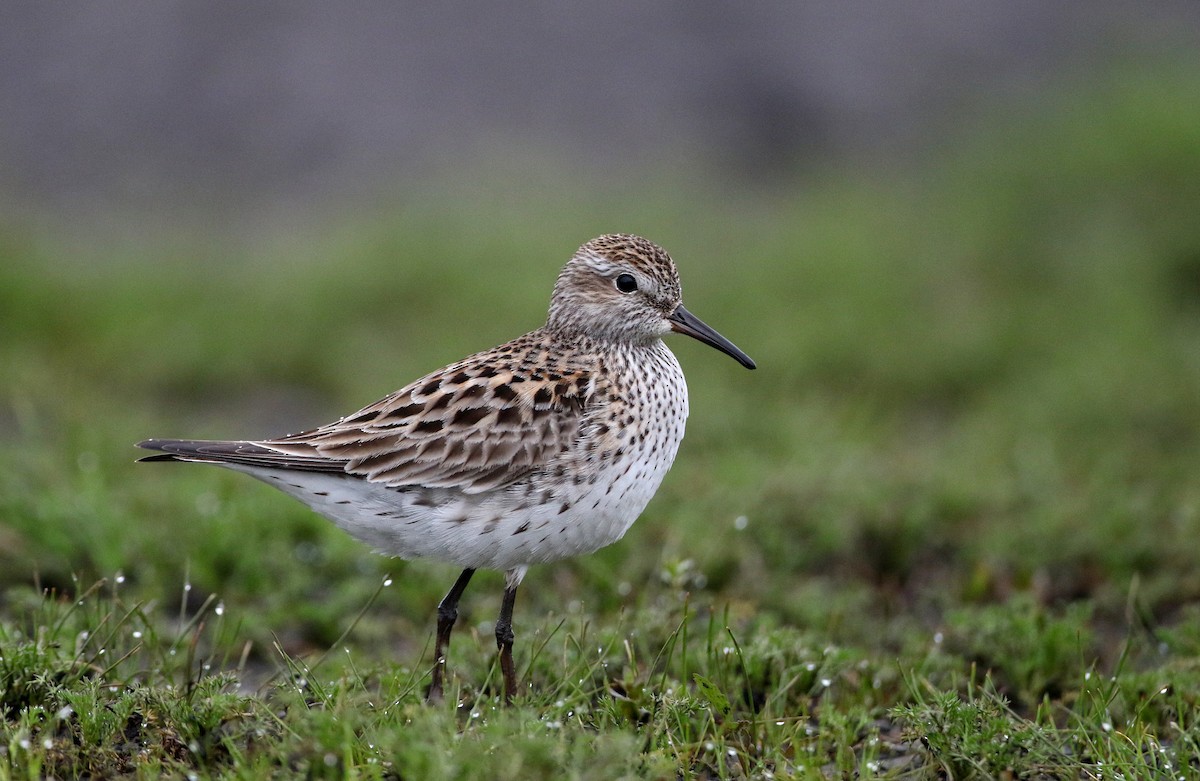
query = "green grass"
xmin=4 ymin=60 xmax=1200 ymax=778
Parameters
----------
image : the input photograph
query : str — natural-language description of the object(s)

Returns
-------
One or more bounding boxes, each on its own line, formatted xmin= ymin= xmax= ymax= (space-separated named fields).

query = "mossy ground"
xmin=3 ymin=63 xmax=1200 ymax=778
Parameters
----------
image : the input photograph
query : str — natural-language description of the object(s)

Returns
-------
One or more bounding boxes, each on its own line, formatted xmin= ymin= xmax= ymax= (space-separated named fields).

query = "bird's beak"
xmin=668 ymin=304 xmax=756 ymax=370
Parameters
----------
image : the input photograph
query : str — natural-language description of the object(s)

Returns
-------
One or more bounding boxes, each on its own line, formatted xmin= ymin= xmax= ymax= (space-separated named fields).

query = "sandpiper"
xmin=138 ymin=233 xmax=755 ymax=702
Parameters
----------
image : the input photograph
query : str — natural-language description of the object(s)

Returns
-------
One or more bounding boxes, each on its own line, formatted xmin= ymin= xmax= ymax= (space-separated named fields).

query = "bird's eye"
xmin=615 ymin=273 xmax=638 ymax=293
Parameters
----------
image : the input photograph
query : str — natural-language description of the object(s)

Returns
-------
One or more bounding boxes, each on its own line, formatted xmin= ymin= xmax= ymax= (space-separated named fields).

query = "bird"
xmin=137 ymin=233 xmax=755 ymax=703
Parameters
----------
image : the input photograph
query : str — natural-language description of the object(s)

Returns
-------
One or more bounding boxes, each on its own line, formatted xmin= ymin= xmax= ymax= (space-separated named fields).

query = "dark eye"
xmin=615 ymin=273 xmax=638 ymax=293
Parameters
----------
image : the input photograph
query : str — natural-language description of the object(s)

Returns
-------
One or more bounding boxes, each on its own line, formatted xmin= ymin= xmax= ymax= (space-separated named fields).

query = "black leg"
xmin=495 ymin=582 xmax=519 ymax=704
xmin=426 ymin=568 xmax=475 ymax=702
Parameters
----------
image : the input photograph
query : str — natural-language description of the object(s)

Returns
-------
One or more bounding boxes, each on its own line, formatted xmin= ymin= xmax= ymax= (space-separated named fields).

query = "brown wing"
xmin=269 ymin=335 xmax=595 ymax=494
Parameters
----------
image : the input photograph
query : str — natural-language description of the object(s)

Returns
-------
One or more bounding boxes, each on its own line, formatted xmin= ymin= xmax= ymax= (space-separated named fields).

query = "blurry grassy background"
xmin=3 ymin=61 xmax=1200 ymax=776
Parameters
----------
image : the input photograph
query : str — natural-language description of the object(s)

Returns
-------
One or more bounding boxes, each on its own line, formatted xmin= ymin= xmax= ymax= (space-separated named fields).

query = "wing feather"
xmin=268 ymin=333 xmax=596 ymax=493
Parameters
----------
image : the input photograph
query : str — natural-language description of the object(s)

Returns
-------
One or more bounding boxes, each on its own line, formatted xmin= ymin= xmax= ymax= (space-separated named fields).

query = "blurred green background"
xmin=2 ymin=5 xmax=1200 ymax=670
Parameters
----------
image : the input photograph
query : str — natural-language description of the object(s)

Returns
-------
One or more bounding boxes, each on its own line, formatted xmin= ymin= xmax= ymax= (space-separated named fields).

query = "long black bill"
xmin=668 ymin=304 xmax=756 ymax=370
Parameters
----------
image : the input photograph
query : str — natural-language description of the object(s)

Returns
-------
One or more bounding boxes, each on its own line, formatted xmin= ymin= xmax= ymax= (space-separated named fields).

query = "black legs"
xmin=495 ymin=583 xmax=519 ymax=704
xmin=425 ymin=567 xmax=521 ymax=704
xmin=426 ymin=568 xmax=475 ymax=702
